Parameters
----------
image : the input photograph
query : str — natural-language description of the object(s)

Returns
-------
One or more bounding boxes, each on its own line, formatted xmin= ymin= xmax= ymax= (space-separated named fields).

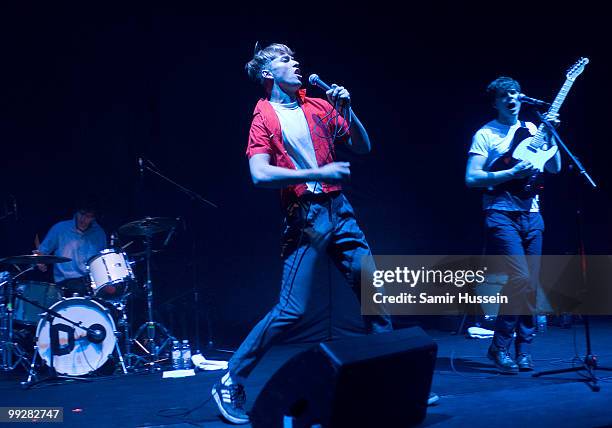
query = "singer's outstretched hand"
xmin=326 ymin=84 xmax=350 ymax=110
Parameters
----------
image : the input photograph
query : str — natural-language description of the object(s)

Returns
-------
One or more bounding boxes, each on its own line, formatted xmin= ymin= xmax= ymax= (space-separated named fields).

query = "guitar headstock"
xmin=566 ymin=57 xmax=589 ymax=82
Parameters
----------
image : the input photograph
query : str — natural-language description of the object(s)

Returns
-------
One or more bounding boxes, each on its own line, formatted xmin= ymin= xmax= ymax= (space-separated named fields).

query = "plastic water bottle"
xmin=171 ymin=340 xmax=182 ymax=370
xmin=181 ymin=339 xmax=192 ymax=369
xmin=537 ymin=315 xmax=547 ymax=334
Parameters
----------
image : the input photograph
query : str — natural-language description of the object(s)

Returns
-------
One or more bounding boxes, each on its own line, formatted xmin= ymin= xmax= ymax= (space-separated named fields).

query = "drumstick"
xmin=121 ymin=241 xmax=134 ymax=250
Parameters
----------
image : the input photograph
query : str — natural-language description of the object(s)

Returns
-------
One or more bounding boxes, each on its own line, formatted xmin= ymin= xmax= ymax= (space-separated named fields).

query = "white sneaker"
xmin=427 ymin=392 xmax=440 ymax=406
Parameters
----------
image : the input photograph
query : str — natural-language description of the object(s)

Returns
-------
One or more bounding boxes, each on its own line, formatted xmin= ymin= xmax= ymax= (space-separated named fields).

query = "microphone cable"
xmin=274 ymin=90 xmax=349 ymax=321
xmin=312 ymin=93 xmax=352 ymax=141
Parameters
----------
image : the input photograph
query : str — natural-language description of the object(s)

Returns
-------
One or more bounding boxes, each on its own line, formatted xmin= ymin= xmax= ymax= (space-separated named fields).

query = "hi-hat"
xmin=118 ymin=217 xmax=177 ymax=237
xmin=0 ymin=254 xmax=72 ymax=265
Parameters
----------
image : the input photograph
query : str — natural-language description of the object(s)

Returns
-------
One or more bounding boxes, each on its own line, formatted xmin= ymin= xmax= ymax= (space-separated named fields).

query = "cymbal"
xmin=118 ymin=217 xmax=177 ymax=237
xmin=0 ymin=254 xmax=72 ymax=265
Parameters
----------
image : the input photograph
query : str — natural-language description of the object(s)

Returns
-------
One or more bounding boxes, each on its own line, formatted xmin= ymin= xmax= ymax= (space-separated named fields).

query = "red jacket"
xmin=245 ymin=89 xmax=350 ymax=205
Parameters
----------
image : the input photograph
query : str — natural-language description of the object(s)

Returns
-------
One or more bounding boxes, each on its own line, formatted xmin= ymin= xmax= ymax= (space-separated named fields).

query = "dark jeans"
xmin=485 ymin=209 xmax=544 ymax=354
xmin=228 ymin=192 xmax=392 ymax=381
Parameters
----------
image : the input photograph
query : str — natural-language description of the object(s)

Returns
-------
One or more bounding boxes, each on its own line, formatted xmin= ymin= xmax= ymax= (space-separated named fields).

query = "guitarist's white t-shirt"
xmin=469 ymin=119 xmax=539 ymax=212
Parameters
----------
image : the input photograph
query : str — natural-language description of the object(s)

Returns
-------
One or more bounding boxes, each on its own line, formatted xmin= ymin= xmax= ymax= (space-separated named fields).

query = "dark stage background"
xmin=1 ymin=7 xmax=611 ymax=349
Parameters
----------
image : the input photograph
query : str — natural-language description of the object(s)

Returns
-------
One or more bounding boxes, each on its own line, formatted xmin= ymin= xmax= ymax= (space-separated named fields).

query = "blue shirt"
xmin=38 ymin=216 xmax=107 ymax=282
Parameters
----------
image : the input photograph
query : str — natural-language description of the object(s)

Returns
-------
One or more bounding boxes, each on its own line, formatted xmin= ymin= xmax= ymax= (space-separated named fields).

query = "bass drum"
xmin=36 ymin=297 xmax=117 ymax=376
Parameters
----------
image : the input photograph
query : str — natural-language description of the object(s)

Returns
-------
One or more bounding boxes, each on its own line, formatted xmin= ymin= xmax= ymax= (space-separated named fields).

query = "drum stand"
xmin=131 ymin=233 xmax=175 ymax=370
xmin=108 ymin=298 xmax=147 ymax=371
xmin=0 ymin=268 xmax=33 ymax=372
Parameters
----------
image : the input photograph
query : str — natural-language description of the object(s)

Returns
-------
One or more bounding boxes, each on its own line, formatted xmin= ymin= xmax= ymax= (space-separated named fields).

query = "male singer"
xmin=211 ymin=43 xmax=395 ymax=424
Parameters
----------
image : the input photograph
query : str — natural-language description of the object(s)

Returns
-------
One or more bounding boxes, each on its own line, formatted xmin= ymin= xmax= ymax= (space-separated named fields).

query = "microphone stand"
xmin=21 ymin=312 xmax=93 ymax=389
xmin=0 ymin=211 xmax=16 ymax=221
xmin=141 ymin=158 xmax=218 ymax=209
xmin=139 ymin=158 xmax=218 ymax=354
xmin=0 ymin=207 xmax=16 ymax=222
xmin=531 ymin=112 xmax=612 ymax=391
xmin=534 ymin=112 xmax=596 ymax=188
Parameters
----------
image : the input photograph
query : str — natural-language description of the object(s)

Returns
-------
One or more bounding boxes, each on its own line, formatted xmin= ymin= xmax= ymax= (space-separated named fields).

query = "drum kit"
xmin=0 ymin=216 xmax=180 ymax=386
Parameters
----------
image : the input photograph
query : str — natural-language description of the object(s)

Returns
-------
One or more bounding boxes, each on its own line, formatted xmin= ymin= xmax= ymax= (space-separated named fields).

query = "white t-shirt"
xmin=270 ymin=100 xmax=321 ymax=193
xmin=469 ymin=119 xmax=540 ymax=212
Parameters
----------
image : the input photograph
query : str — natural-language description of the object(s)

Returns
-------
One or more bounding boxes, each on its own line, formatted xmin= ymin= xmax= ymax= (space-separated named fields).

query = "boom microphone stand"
xmin=138 ymin=157 xmax=218 ymax=353
xmin=531 ymin=112 xmax=612 ymax=391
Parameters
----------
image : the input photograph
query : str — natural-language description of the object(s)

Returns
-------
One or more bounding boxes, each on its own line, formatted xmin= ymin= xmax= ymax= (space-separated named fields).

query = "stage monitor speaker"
xmin=250 ymin=327 xmax=437 ymax=428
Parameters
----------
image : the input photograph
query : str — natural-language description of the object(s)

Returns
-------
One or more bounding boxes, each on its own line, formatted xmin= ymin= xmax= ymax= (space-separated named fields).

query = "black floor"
xmin=3 ymin=319 xmax=612 ymax=427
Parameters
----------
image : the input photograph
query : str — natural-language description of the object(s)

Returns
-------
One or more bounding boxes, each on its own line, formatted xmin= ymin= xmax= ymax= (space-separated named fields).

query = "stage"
xmin=3 ymin=318 xmax=612 ymax=427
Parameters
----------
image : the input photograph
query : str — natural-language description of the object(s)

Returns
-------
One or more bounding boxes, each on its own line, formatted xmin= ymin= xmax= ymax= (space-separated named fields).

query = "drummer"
xmin=35 ymin=198 xmax=106 ymax=297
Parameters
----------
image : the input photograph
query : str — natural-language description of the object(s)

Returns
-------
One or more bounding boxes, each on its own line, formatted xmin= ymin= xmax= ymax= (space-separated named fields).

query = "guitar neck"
xmin=533 ymin=78 xmax=575 ymax=145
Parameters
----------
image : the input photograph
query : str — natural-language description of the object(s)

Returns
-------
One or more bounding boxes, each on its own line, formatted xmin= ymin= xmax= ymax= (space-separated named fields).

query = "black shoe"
xmin=516 ymin=353 xmax=534 ymax=371
xmin=487 ymin=346 xmax=519 ymax=374
xmin=212 ymin=381 xmax=249 ymax=424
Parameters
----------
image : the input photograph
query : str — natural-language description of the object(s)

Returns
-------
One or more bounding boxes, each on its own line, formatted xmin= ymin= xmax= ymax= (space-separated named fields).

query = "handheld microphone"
xmin=308 ymin=74 xmax=332 ymax=91
xmin=517 ymin=93 xmax=550 ymax=107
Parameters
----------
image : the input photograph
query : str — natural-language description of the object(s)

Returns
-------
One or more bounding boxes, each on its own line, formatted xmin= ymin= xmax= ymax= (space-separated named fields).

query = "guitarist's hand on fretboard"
xmin=543 ymin=112 xmax=561 ymax=127
xmin=543 ymin=112 xmax=561 ymax=139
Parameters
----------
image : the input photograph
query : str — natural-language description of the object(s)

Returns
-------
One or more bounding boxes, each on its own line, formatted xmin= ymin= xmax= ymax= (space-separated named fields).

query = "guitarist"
xmin=465 ymin=76 xmax=561 ymax=373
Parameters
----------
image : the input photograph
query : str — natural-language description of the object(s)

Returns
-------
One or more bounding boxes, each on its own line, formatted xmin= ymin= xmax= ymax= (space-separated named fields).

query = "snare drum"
xmin=87 ymin=249 xmax=134 ymax=301
xmin=36 ymin=297 xmax=117 ymax=376
xmin=14 ymin=281 xmax=63 ymax=325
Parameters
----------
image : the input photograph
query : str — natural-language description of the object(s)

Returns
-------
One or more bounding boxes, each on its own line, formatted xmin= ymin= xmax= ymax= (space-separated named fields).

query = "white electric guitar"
xmin=487 ymin=57 xmax=589 ymax=197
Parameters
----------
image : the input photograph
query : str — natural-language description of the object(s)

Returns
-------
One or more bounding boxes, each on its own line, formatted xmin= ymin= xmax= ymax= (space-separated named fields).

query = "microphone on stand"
xmin=138 ymin=157 xmax=144 ymax=177
xmin=145 ymin=158 xmax=159 ymax=170
xmin=516 ymin=93 xmax=551 ymax=107
xmin=86 ymin=324 xmax=106 ymax=344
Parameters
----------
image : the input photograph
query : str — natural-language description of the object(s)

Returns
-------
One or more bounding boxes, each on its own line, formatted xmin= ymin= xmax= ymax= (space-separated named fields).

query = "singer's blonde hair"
xmin=245 ymin=42 xmax=294 ymax=85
